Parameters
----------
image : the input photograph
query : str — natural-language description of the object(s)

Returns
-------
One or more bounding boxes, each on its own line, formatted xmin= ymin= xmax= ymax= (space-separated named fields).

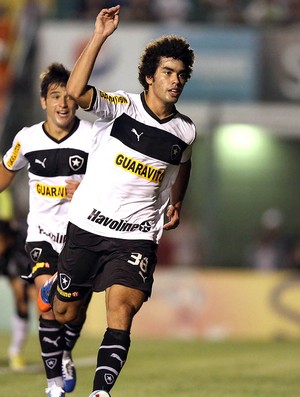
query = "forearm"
xmin=66 ymin=33 xmax=106 ymax=102
xmin=163 ymin=160 xmax=191 ymax=231
xmin=170 ymin=159 xmax=191 ymax=211
xmin=66 ymin=6 xmax=120 ymax=108
xmin=0 ymin=162 xmax=16 ymax=192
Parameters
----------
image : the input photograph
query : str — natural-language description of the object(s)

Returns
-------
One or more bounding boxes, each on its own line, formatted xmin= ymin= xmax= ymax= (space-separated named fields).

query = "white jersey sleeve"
xmin=3 ymin=127 xmax=30 ymax=171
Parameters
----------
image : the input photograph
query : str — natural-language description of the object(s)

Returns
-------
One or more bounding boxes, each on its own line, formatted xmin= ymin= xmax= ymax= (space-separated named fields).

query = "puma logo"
xmin=131 ymin=128 xmax=143 ymax=141
xmin=43 ymin=336 xmax=61 ymax=347
xmin=35 ymin=158 xmax=46 ymax=168
xmin=110 ymin=353 xmax=125 ymax=368
xmin=139 ymin=271 xmax=147 ymax=283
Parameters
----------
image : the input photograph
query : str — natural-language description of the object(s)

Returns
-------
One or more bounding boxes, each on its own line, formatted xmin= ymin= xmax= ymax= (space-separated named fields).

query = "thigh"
xmin=57 ymin=223 xmax=99 ymax=302
xmin=105 ymin=284 xmax=145 ymax=331
xmin=53 ymin=296 xmax=85 ymax=325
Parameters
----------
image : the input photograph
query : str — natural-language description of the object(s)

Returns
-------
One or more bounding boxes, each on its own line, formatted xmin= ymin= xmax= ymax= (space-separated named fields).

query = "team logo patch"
xmin=69 ymin=155 xmax=84 ymax=171
xmin=171 ymin=144 xmax=181 ymax=161
xmin=59 ymin=273 xmax=71 ymax=290
xmin=45 ymin=358 xmax=57 ymax=369
xmin=139 ymin=221 xmax=151 ymax=232
xmin=104 ymin=373 xmax=115 ymax=385
xmin=30 ymin=247 xmax=42 ymax=262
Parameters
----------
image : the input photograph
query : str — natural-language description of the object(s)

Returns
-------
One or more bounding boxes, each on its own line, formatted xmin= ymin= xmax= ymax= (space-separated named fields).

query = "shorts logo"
xmin=69 ymin=155 xmax=84 ymax=171
xmin=171 ymin=144 xmax=181 ymax=161
xmin=45 ymin=358 xmax=57 ymax=369
xmin=32 ymin=261 xmax=50 ymax=275
xmin=57 ymin=286 xmax=78 ymax=299
xmin=60 ymin=273 xmax=71 ymax=290
xmin=30 ymin=247 xmax=42 ymax=262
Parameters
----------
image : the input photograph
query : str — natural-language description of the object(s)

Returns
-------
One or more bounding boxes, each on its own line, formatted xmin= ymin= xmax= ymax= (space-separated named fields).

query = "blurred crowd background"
xmin=5 ymin=0 xmax=300 ymax=25
xmin=2 ymin=0 xmax=300 ymax=272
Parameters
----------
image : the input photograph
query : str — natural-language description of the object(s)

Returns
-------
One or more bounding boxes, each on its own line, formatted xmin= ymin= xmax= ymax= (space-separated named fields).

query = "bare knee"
xmin=53 ymin=297 xmax=81 ymax=324
xmin=106 ymin=285 xmax=145 ymax=330
xmin=109 ymin=299 xmax=140 ymax=319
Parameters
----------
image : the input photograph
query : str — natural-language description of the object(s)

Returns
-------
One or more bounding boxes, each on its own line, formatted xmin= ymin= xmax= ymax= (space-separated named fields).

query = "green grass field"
xmin=1 ymin=333 xmax=300 ymax=397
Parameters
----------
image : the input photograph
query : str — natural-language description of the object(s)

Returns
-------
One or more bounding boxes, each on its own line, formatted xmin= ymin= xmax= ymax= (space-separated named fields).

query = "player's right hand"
xmin=65 ymin=179 xmax=80 ymax=201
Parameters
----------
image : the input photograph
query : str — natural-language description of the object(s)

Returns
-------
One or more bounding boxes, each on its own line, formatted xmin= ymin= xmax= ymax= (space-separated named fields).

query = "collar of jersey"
xmin=140 ymin=93 xmax=177 ymax=124
xmin=42 ymin=117 xmax=80 ymax=143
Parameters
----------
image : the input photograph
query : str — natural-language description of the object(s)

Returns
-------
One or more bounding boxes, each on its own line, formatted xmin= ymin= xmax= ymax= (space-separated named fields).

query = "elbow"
xmin=66 ymin=83 xmax=81 ymax=102
xmin=66 ymin=83 xmax=93 ymax=109
xmin=66 ymin=78 xmax=86 ymax=102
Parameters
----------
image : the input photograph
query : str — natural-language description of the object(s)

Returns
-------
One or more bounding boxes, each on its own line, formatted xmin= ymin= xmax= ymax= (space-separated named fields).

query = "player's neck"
xmin=43 ymin=120 xmax=74 ymax=141
xmin=144 ymin=92 xmax=175 ymax=120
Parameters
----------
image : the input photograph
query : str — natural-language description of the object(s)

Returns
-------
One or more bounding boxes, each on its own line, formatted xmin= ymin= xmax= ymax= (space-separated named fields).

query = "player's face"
xmin=146 ymin=57 xmax=187 ymax=106
xmin=41 ymin=83 xmax=78 ymax=130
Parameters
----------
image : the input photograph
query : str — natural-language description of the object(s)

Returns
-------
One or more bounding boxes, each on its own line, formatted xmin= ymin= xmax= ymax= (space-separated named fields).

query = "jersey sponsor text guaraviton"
xmin=115 ymin=153 xmax=165 ymax=183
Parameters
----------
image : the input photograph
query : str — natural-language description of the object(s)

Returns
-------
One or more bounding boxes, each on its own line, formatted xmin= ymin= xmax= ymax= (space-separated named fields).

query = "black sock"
xmin=63 ymin=323 xmax=83 ymax=352
xmin=93 ymin=327 xmax=131 ymax=392
xmin=63 ymin=290 xmax=92 ymax=351
xmin=39 ymin=316 xmax=64 ymax=380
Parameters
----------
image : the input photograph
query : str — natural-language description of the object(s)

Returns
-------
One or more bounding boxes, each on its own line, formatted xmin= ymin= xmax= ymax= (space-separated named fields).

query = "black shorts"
xmin=57 ymin=222 xmax=158 ymax=302
xmin=0 ymin=230 xmax=29 ymax=279
xmin=0 ymin=251 xmax=29 ymax=280
xmin=24 ymin=241 xmax=59 ymax=280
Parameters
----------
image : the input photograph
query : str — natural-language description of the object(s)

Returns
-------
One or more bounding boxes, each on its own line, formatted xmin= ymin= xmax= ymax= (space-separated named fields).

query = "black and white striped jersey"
xmin=2 ymin=117 xmax=94 ymax=252
xmin=68 ymin=90 xmax=196 ymax=244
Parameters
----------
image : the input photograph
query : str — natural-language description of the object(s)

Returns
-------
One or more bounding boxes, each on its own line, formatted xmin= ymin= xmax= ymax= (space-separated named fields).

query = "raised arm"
xmin=66 ymin=5 xmax=120 ymax=109
xmin=163 ymin=159 xmax=191 ymax=231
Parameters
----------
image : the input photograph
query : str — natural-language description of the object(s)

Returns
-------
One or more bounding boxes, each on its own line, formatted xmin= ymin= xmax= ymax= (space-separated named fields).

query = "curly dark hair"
xmin=40 ymin=63 xmax=71 ymax=99
xmin=138 ymin=35 xmax=194 ymax=90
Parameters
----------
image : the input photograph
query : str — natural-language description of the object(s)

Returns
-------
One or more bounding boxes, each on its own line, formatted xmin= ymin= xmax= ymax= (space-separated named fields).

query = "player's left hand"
xmin=65 ymin=179 xmax=80 ymax=201
xmin=163 ymin=204 xmax=180 ymax=231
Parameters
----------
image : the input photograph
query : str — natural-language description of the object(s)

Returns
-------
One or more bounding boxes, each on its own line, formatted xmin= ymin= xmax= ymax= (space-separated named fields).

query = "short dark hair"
xmin=138 ymin=35 xmax=195 ymax=90
xmin=40 ymin=63 xmax=71 ymax=99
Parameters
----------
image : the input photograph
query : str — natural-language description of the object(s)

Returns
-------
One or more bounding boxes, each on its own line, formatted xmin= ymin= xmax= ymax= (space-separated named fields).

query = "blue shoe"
xmin=38 ymin=273 xmax=57 ymax=312
xmin=62 ymin=351 xmax=76 ymax=393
